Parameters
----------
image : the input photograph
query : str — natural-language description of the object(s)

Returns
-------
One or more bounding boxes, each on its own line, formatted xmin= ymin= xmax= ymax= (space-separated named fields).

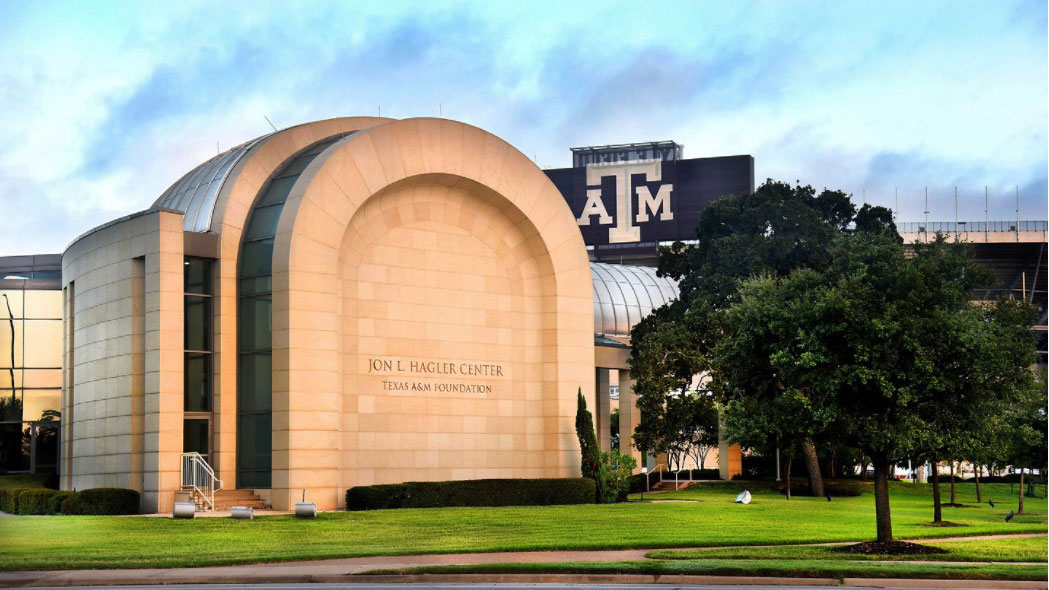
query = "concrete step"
xmin=189 ymin=489 xmax=270 ymax=511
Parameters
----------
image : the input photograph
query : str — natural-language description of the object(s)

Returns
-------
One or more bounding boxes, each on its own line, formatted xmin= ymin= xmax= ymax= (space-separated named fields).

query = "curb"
xmin=1 ymin=572 xmax=1046 ymax=588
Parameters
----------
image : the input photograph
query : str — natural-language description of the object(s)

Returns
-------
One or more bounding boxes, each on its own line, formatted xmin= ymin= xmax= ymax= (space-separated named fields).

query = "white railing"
xmin=180 ymin=452 xmax=223 ymax=511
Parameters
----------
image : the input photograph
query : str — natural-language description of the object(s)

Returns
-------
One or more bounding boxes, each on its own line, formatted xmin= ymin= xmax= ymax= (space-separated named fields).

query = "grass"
xmin=0 ymin=481 xmax=1044 ymax=571
xmin=0 ymin=474 xmax=53 ymax=490
xmin=647 ymin=535 xmax=1048 ymax=562
xmin=363 ymin=558 xmax=1049 ymax=581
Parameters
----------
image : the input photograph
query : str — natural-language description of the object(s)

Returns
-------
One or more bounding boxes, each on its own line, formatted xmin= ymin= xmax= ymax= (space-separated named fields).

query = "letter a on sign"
xmin=577 ymin=188 xmax=613 ymax=226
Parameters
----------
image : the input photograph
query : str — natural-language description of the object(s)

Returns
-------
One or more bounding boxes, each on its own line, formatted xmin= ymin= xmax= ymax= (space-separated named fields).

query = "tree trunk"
xmin=785 ymin=456 xmax=792 ymax=500
xmin=931 ymin=460 xmax=942 ymax=523
xmin=1018 ymin=468 xmax=1025 ymax=514
xmin=860 ymin=459 xmax=869 ymax=481
xmin=949 ymin=461 xmax=956 ymax=505
xmin=873 ymin=456 xmax=893 ymax=542
xmin=974 ymin=466 xmax=982 ymax=503
xmin=801 ymin=440 xmax=825 ymax=497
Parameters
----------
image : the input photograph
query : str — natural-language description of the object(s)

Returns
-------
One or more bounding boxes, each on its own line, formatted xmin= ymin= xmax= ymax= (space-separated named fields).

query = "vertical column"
xmin=595 ymin=368 xmax=611 ymax=452
xmin=142 ymin=212 xmax=185 ymax=513
xmin=61 ymin=282 xmax=74 ymax=490
xmin=617 ymin=369 xmax=642 ymax=471
xmin=129 ymin=258 xmax=145 ymax=493
xmin=717 ymin=408 xmax=742 ymax=480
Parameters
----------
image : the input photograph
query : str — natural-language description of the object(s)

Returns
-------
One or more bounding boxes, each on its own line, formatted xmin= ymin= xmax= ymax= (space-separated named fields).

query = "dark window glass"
xmin=239 ymin=276 xmax=272 ymax=297
xmin=257 ymin=176 xmax=297 ymax=207
xmin=240 ymin=239 xmax=274 ymax=278
xmin=183 ymin=419 xmax=209 ymax=455
xmin=238 ymin=295 xmax=272 ymax=351
xmin=237 ymin=352 xmax=271 ymax=413
xmin=277 ymin=154 xmax=315 ymax=177
xmin=184 ymin=296 xmax=211 ymax=351
xmin=236 ymin=413 xmax=271 ymax=488
xmin=184 ymin=258 xmax=211 ymax=294
xmin=184 ymin=353 xmax=210 ymax=412
xmin=243 ymin=204 xmax=283 ymax=241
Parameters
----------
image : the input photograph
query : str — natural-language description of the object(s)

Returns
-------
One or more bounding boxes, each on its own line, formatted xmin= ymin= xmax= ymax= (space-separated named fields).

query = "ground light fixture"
xmin=172 ymin=502 xmax=196 ymax=519
xmin=295 ymin=489 xmax=316 ymax=518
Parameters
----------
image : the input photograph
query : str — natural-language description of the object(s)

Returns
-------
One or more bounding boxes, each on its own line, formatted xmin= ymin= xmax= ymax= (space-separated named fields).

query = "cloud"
xmin=0 ymin=1 xmax=1044 ymax=255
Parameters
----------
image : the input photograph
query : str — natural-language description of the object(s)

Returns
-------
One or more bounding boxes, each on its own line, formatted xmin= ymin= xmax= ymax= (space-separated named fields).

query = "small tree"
xmin=575 ymin=388 xmax=601 ymax=482
xmin=600 ymin=450 xmax=638 ymax=503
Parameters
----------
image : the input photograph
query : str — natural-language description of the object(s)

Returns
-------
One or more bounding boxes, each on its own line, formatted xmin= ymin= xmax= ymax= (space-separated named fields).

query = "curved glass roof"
xmin=591 ymin=262 xmax=678 ymax=337
xmin=152 ymin=133 xmax=274 ymax=232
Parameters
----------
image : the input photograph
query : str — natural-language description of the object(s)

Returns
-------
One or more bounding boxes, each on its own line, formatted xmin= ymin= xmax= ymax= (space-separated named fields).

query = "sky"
xmin=0 ymin=1 xmax=1046 ymax=255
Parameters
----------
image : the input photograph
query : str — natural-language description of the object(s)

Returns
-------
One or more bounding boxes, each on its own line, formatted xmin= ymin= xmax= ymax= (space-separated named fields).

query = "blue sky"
xmin=0 ymin=1 xmax=1045 ymax=254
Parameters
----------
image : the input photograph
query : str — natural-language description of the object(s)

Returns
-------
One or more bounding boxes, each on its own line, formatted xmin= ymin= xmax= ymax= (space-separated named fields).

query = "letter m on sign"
xmin=636 ymin=184 xmax=673 ymax=223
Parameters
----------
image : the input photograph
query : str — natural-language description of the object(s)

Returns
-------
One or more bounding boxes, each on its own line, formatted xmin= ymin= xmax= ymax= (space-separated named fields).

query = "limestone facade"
xmin=61 ymin=117 xmax=596 ymax=511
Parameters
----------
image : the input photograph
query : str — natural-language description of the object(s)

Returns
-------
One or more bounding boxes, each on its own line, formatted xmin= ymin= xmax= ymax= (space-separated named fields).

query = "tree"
xmin=1002 ymin=373 xmax=1048 ymax=514
xmin=630 ymin=180 xmax=896 ymax=497
xmin=609 ymin=409 xmax=620 ymax=451
xmin=713 ymin=230 xmax=1035 ymax=545
xmin=575 ymin=388 xmax=601 ymax=488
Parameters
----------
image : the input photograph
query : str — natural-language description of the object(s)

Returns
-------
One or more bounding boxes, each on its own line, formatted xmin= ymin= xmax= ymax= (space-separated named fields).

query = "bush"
xmin=346 ymin=478 xmax=596 ymax=510
xmin=45 ymin=491 xmax=74 ymax=514
xmin=0 ymin=488 xmax=32 ymax=513
xmin=599 ymin=451 xmax=637 ymax=503
xmin=60 ymin=488 xmax=140 ymax=515
xmin=670 ymin=468 xmax=720 ymax=480
xmin=16 ymin=489 xmax=70 ymax=515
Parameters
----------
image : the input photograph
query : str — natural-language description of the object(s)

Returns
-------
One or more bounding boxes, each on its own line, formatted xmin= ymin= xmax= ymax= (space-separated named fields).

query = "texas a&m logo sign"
xmin=543 ymin=143 xmax=754 ymax=250
xmin=577 ymin=160 xmax=673 ymax=244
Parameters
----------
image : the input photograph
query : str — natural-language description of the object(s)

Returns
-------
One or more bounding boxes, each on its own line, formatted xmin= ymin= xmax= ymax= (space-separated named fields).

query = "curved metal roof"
xmin=591 ymin=262 xmax=678 ymax=337
xmin=152 ymin=133 xmax=274 ymax=232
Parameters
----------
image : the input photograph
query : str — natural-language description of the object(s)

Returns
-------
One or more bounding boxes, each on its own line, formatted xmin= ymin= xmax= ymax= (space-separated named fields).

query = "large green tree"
xmin=631 ymin=180 xmax=895 ymax=495
xmin=714 ymin=231 xmax=1038 ymax=544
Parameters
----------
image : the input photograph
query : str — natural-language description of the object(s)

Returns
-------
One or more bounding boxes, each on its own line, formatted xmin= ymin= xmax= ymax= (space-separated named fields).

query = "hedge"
xmin=346 ymin=478 xmax=596 ymax=510
xmin=15 ymin=489 xmax=71 ymax=515
xmin=60 ymin=488 xmax=140 ymax=515
xmin=0 ymin=488 xmax=33 ymax=513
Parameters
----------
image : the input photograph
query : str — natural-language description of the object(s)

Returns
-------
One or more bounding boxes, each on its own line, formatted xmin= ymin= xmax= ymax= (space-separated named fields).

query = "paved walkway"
xmin=0 ymin=533 xmax=1044 ymax=588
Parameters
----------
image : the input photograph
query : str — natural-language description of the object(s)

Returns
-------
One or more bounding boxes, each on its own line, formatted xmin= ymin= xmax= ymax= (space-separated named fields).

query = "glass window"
xmin=257 ymin=176 xmax=297 ymax=207
xmin=23 ymin=291 xmax=62 ymax=319
xmin=184 ymin=296 xmax=211 ymax=351
xmin=236 ymin=413 xmax=271 ymax=488
xmin=240 ymin=239 xmax=274 ymax=279
xmin=22 ymin=321 xmax=61 ymax=367
xmin=243 ymin=205 xmax=283 ymax=241
xmin=183 ymin=419 xmax=209 ymax=455
xmin=238 ymin=295 xmax=271 ymax=351
xmin=239 ymin=276 xmax=272 ymax=297
xmin=184 ymin=258 xmax=212 ymax=295
xmin=184 ymin=353 xmax=210 ymax=412
xmin=237 ymin=352 xmax=271 ymax=413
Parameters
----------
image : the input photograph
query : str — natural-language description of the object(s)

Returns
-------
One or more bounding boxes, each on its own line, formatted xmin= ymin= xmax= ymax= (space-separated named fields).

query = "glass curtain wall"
xmin=236 ymin=133 xmax=352 ymax=488
xmin=0 ymin=284 xmax=62 ymax=473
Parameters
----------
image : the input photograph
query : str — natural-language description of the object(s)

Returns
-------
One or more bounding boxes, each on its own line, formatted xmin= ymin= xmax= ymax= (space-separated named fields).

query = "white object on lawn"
xmin=734 ymin=490 xmax=752 ymax=504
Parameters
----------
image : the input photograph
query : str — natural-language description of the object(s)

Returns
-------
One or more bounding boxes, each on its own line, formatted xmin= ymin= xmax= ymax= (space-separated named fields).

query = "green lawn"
xmin=0 ymin=481 xmax=1044 ymax=571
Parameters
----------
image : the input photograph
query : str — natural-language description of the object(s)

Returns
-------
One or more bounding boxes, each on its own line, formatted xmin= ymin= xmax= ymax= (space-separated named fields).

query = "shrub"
xmin=0 ymin=488 xmax=32 ymax=513
xmin=16 ymin=489 xmax=70 ymax=515
xmin=600 ymin=451 xmax=637 ymax=503
xmin=346 ymin=478 xmax=595 ymax=510
xmin=45 ymin=491 xmax=74 ymax=514
xmin=60 ymin=488 xmax=140 ymax=515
